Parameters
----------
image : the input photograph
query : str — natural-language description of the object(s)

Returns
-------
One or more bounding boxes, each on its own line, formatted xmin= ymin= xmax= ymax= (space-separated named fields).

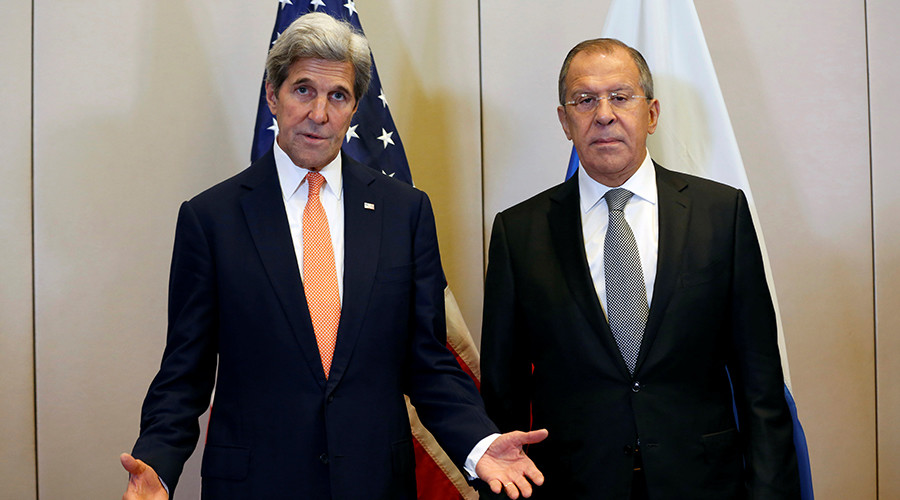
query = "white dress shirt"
xmin=579 ymin=151 xmax=659 ymax=314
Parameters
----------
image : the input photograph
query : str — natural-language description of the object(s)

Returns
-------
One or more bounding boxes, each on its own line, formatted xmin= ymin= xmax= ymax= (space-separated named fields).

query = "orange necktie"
xmin=303 ymin=171 xmax=341 ymax=378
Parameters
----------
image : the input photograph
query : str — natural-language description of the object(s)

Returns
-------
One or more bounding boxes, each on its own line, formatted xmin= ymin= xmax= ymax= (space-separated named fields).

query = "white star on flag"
xmin=377 ymin=128 xmax=394 ymax=148
xmin=345 ymin=124 xmax=359 ymax=143
xmin=309 ymin=0 xmax=325 ymax=9
xmin=272 ymin=32 xmax=281 ymax=45
xmin=268 ymin=118 xmax=279 ymax=135
xmin=344 ymin=0 xmax=357 ymax=17
xmin=381 ymin=170 xmax=396 ymax=178
xmin=279 ymin=0 xmax=293 ymax=9
xmin=378 ymin=89 xmax=388 ymax=108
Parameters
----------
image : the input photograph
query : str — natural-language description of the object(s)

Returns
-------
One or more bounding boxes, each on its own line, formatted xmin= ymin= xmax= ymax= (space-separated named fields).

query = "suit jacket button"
xmin=319 ymin=453 xmax=329 ymax=464
xmin=623 ymin=445 xmax=634 ymax=456
xmin=327 ymin=394 xmax=334 ymax=403
xmin=632 ymin=381 xmax=641 ymax=393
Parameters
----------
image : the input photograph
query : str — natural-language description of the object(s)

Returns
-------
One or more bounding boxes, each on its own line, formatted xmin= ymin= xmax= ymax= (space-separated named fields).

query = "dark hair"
xmin=558 ymin=38 xmax=654 ymax=105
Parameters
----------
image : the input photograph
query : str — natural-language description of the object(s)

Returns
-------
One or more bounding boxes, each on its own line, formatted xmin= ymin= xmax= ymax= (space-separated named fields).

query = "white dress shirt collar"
xmin=578 ymin=150 xmax=658 ymax=214
xmin=272 ymin=138 xmax=343 ymax=202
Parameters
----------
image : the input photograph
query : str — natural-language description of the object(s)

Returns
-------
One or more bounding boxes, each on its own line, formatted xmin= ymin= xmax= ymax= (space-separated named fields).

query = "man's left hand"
xmin=475 ymin=429 xmax=548 ymax=499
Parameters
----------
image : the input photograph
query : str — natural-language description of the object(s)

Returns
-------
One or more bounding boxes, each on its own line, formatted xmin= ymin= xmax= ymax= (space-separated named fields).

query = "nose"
xmin=594 ymin=98 xmax=615 ymax=126
xmin=308 ymin=96 xmax=329 ymax=124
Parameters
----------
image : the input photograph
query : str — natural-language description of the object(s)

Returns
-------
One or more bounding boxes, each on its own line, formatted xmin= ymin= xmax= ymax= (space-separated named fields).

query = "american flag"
xmin=250 ymin=2 xmax=479 ymax=499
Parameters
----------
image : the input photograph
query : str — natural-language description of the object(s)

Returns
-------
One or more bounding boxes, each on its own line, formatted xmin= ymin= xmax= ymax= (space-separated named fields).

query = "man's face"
xmin=266 ymin=57 xmax=358 ymax=171
xmin=557 ymin=48 xmax=659 ymax=187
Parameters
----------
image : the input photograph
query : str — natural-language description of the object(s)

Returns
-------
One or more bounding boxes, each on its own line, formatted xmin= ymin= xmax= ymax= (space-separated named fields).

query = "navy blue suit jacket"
xmin=133 ymin=150 xmax=497 ymax=499
xmin=481 ymin=163 xmax=799 ymax=499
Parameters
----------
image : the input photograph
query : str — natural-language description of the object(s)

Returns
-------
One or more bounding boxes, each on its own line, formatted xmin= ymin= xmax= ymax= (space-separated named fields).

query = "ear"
xmin=646 ymin=98 xmax=660 ymax=135
xmin=557 ymin=105 xmax=573 ymax=140
xmin=265 ymin=81 xmax=278 ymax=115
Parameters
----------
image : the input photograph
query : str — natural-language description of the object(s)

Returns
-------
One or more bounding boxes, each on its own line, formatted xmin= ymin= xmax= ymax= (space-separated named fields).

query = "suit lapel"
xmin=548 ymin=176 xmax=631 ymax=376
xmin=240 ymin=150 xmax=327 ymax=389
xmin=325 ymin=157 xmax=380 ymax=392
xmin=635 ymin=163 xmax=690 ymax=371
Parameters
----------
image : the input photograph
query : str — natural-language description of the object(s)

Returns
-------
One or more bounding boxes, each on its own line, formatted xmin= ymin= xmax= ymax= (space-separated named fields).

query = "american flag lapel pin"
xmin=364 ymin=202 xmax=375 ymax=211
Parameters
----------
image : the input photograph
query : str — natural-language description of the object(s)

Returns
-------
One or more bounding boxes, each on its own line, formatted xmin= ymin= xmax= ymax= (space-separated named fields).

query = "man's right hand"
xmin=120 ymin=453 xmax=168 ymax=500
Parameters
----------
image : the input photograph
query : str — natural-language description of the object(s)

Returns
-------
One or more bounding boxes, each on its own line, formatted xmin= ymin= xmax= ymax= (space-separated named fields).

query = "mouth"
xmin=591 ymin=137 xmax=622 ymax=146
xmin=300 ymin=131 xmax=327 ymax=142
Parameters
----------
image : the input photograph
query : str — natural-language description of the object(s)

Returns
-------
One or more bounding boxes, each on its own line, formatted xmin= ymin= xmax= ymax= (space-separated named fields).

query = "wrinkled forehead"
xmin=566 ymin=49 xmax=642 ymax=93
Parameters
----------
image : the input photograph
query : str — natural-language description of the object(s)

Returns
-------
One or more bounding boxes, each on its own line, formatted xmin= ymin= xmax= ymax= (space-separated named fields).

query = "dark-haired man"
xmin=481 ymin=38 xmax=800 ymax=499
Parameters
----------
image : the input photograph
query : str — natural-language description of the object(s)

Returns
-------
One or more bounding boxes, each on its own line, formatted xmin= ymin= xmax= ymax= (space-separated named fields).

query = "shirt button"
xmin=632 ymin=381 xmax=641 ymax=393
xmin=319 ymin=453 xmax=329 ymax=464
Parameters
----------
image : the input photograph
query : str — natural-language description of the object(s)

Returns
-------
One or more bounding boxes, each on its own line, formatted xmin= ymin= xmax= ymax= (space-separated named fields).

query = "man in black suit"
xmin=480 ymin=38 xmax=800 ymax=499
xmin=119 ymin=12 xmax=546 ymax=500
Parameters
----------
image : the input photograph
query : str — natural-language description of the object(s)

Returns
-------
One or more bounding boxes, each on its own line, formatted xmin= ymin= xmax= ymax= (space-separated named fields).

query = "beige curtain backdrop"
xmin=869 ymin=2 xmax=900 ymax=498
xmin=1 ymin=0 xmax=36 ymax=498
xmin=1 ymin=0 xmax=896 ymax=498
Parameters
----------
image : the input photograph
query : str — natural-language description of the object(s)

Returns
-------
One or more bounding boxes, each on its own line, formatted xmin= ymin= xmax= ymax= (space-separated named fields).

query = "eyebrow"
xmin=291 ymin=77 xmax=353 ymax=97
xmin=574 ymin=84 xmax=637 ymax=95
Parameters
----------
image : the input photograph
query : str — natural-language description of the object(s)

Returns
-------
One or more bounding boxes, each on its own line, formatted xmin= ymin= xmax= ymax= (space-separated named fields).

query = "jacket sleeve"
xmin=131 ymin=200 xmax=219 ymax=494
xmin=403 ymin=191 xmax=499 ymax=470
xmin=727 ymin=190 xmax=800 ymax=499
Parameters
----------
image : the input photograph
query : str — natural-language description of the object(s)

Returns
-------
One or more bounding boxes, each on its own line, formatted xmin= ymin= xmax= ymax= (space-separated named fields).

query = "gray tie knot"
xmin=605 ymin=188 xmax=634 ymax=212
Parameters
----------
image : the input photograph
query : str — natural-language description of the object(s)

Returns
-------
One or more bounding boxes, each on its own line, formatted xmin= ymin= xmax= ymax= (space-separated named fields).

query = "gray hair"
xmin=558 ymin=38 xmax=654 ymax=105
xmin=266 ymin=12 xmax=372 ymax=101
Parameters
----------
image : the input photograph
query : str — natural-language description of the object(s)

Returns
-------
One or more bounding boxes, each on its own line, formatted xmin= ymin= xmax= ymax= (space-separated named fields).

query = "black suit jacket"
xmin=132 ymin=150 xmax=497 ymax=499
xmin=481 ymin=163 xmax=800 ymax=499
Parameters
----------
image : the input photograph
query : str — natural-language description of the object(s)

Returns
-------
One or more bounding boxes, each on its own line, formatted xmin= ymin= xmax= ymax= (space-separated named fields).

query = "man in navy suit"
xmin=120 ymin=12 xmax=546 ymax=500
xmin=480 ymin=39 xmax=800 ymax=499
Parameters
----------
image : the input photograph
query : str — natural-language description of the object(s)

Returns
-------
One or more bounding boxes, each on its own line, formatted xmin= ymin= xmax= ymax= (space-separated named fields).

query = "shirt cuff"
xmin=464 ymin=433 xmax=501 ymax=480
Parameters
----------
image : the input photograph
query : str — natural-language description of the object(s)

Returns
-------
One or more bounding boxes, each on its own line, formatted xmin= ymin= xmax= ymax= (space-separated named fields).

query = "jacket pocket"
xmin=701 ymin=427 xmax=739 ymax=463
xmin=200 ymin=444 xmax=250 ymax=480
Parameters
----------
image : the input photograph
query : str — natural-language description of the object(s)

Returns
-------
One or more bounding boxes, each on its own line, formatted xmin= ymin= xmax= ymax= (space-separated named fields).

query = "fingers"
xmin=489 ymin=428 xmax=549 ymax=454
xmin=504 ymin=479 xmax=521 ymax=499
xmin=519 ymin=428 xmax=549 ymax=445
xmin=478 ymin=429 xmax=548 ymax=498
xmin=524 ymin=460 xmax=545 ymax=487
xmin=120 ymin=453 xmax=144 ymax=476
xmin=511 ymin=475 xmax=534 ymax=498
xmin=489 ymin=478 xmax=519 ymax=499
xmin=489 ymin=478 xmax=532 ymax=499
xmin=495 ymin=428 xmax=549 ymax=450
xmin=121 ymin=454 xmax=168 ymax=500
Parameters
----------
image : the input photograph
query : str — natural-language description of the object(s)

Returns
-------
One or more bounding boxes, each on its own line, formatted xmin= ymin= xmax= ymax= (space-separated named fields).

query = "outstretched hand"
xmin=120 ymin=453 xmax=168 ymax=500
xmin=475 ymin=429 xmax=548 ymax=499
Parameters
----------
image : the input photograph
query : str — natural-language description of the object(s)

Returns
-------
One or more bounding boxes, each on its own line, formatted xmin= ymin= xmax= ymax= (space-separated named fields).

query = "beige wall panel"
xmin=696 ymin=2 xmax=875 ymax=497
xmin=481 ymin=1 xmax=605 ymax=232
xmin=0 ymin=0 xmax=36 ymax=498
xmin=481 ymin=1 xmax=875 ymax=497
xmin=358 ymin=0 xmax=485 ymax=341
xmin=869 ymin=2 xmax=900 ymax=498
xmin=33 ymin=1 xmax=272 ymax=497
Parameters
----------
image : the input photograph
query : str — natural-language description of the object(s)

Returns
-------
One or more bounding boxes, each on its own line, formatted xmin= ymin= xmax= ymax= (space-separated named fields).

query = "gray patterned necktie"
xmin=604 ymin=188 xmax=648 ymax=374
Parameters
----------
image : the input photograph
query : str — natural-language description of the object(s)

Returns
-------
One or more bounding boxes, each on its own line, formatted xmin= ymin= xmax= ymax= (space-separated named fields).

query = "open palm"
xmin=475 ymin=429 xmax=548 ymax=499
